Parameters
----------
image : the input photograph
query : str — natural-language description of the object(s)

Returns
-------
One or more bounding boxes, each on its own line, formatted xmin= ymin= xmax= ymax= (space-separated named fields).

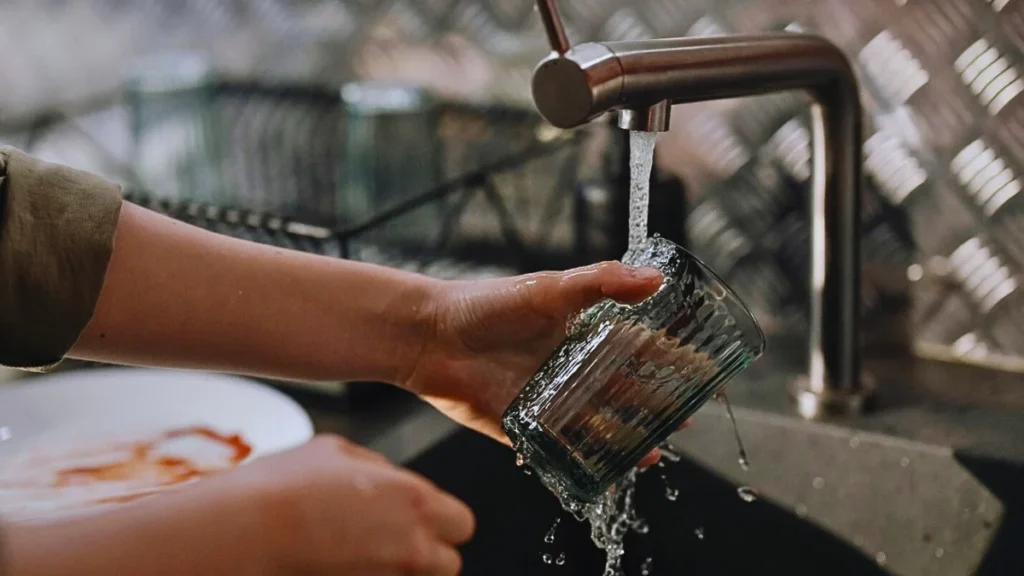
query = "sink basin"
xmin=397 ymin=340 xmax=1024 ymax=576
xmin=303 ymin=336 xmax=1023 ymax=575
xmin=408 ymin=428 xmax=890 ymax=575
xmin=666 ymin=403 xmax=1021 ymax=576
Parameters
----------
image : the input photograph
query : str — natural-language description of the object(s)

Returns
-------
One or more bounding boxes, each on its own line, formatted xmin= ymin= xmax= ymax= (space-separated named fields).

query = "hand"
xmin=5 ymin=435 xmax=474 ymax=576
xmin=224 ymin=435 xmax=474 ymax=575
xmin=404 ymin=262 xmax=673 ymax=468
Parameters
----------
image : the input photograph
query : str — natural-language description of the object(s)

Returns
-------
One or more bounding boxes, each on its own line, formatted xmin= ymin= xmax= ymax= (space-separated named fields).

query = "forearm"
xmin=4 ymin=487 xmax=273 ymax=576
xmin=0 ymin=521 xmax=9 ymax=576
xmin=71 ymin=202 xmax=438 ymax=385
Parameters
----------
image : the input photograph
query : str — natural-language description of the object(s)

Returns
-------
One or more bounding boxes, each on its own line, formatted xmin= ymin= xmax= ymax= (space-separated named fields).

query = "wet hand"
xmin=403 ymin=261 xmax=680 ymax=468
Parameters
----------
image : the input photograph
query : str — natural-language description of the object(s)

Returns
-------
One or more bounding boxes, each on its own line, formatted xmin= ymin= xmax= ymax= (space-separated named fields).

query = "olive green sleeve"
xmin=0 ymin=146 xmax=123 ymax=371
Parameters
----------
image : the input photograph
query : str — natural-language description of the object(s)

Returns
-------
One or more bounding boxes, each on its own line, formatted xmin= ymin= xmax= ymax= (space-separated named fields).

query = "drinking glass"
xmin=502 ymin=236 xmax=765 ymax=503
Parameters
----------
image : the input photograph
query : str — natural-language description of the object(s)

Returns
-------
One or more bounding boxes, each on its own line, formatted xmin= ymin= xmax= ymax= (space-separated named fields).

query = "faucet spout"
xmin=530 ymin=32 xmax=874 ymax=417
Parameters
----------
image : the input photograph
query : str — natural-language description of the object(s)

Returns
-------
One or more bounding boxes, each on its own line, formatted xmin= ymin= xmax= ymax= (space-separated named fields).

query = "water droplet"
xmin=641 ymin=557 xmax=654 ymax=575
xmin=665 ymin=487 xmax=679 ymax=501
xmin=632 ymin=519 xmax=650 ymax=534
xmin=737 ymin=486 xmax=758 ymax=502
xmin=656 ymin=460 xmax=665 ymax=468
xmin=795 ymin=503 xmax=808 ymax=518
xmin=0 ymin=426 xmax=9 ymax=442
xmin=660 ymin=446 xmax=682 ymax=463
xmin=935 ymin=547 xmax=944 ymax=558
xmin=875 ymin=552 xmax=887 ymax=565
xmin=900 ymin=456 xmax=910 ymax=468
xmin=544 ymin=518 xmax=561 ymax=544
xmin=849 ymin=436 xmax=861 ymax=448
xmin=721 ymin=393 xmax=751 ymax=472
xmin=555 ymin=552 xmax=566 ymax=566
xmin=694 ymin=527 xmax=705 ymax=540
xmin=542 ymin=553 xmax=553 ymax=564
xmin=516 ymin=453 xmax=525 ymax=467
xmin=523 ymin=467 xmax=533 ymax=475
xmin=812 ymin=477 xmax=825 ymax=489
xmin=738 ymin=455 xmax=750 ymax=471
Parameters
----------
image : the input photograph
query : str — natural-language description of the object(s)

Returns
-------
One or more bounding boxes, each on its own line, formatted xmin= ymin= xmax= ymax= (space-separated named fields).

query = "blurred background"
xmin=2 ymin=0 xmax=1023 ymax=384
xmin=1 ymin=2 xmax=1023 ymax=574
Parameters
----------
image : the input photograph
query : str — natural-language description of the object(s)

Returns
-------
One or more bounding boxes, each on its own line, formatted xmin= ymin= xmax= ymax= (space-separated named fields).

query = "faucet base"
xmin=789 ymin=374 xmax=877 ymax=420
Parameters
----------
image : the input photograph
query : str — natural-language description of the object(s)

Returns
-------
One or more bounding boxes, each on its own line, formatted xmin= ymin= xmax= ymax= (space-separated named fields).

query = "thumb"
xmin=529 ymin=262 xmax=662 ymax=319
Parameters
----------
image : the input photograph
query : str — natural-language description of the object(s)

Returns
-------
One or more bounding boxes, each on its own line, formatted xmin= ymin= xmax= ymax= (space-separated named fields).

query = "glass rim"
xmin=628 ymin=235 xmax=766 ymax=355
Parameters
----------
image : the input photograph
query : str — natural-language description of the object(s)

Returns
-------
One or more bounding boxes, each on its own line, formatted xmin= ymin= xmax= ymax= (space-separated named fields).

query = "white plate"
xmin=0 ymin=368 xmax=314 ymax=522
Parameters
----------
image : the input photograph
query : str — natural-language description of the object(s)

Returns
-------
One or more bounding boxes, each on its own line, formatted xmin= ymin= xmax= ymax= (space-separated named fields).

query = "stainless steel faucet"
xmin=533 ymin=0 xmax=875 ymax=419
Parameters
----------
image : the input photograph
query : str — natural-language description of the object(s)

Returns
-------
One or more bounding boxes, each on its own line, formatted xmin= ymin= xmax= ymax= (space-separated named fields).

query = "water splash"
xmin=659 ymin=445 xmax=682 ymax=463
xmin=641 ymin=557 xmax=654 ymax=575
xmin=539 ymin=469 xmax=644 ymax=576
xmin=544 ymin=518 xmax=561 ymax=544
xmin=737 ymin=486 xmax=758 ymax=503
xmin=719 ymin=393 xmax=750 ymax=471
xmin=628 ymin=131 xmax=657 ymax=250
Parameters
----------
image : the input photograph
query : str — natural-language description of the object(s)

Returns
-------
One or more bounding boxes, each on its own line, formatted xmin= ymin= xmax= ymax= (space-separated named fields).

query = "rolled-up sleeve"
xmin=0 ymin=146 xmax=122 ymax=371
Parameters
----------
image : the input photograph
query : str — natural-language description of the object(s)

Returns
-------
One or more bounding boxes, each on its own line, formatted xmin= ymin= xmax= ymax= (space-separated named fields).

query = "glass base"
xmin=510 ymin=419 xmax=607 ymax=504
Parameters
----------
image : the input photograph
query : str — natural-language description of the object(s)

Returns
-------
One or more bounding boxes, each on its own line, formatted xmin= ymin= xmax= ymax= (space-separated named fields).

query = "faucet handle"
xmin=536 ymin=0 xmax=571 ymax=54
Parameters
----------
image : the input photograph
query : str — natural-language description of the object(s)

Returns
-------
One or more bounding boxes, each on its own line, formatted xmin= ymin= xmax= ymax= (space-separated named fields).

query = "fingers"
xmin=399 ymin=471 xmax=475 ymax=545
xmin=418 ymin=488 xmax=476 ymax=545
xmin=637 ymin=419 xmax=692 ymax=469
xmin=532 ymin=262 xmax=662 ymax=318
xmin=637 ymin=450 xmax=660 ymax=469
xmin=409 ymin=543 xmax=462 ymax=576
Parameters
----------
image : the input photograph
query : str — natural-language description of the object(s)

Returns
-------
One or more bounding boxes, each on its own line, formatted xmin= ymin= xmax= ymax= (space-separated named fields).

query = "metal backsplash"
xmin=2 ymin=0 xmax=1023 ymax=372
xmin=345 ymin=0 xmax=1024 ymax=372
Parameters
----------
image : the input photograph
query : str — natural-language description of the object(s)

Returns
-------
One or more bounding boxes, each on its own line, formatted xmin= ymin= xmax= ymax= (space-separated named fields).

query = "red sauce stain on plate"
xmin=53 ymin=427 xmax=251 ymax=489
xmin=0 ymin=427 xmax=253 ymax=517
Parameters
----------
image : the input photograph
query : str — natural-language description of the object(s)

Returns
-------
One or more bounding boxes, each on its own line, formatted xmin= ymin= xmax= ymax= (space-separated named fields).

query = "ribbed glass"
xmin=502 ymin=236 xmax=765 ymax=503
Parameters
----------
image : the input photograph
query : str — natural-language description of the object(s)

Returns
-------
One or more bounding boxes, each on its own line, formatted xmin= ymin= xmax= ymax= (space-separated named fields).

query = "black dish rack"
xmin=13 ymin=80 xmax=687 ymax=395
xmin=117 ymin=80 xmax=687 ymax=279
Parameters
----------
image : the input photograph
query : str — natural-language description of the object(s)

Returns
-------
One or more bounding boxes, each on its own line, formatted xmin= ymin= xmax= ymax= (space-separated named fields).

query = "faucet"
xmin=533 ymin=0 xmax=875 ymax=419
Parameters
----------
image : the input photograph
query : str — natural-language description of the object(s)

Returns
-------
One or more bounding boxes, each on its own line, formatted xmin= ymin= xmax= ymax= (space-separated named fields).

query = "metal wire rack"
xmin=4 ymin=79 xmax=657 ymax=276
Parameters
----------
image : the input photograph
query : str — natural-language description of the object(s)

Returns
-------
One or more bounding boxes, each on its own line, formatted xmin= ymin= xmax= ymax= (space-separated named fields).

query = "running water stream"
xmin=627 ymin=131 xmax=657 ymax=250
xmin=524 ymin=130 xmax=753 ymax=575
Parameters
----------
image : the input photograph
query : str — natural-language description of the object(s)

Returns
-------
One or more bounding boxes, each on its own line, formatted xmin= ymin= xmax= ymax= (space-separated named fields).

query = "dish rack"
xmin=14 ymin=80 xmax=684 ymax=395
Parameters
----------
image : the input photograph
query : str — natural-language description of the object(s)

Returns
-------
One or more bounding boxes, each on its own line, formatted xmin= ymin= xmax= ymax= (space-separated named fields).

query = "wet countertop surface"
xmin=724 ymin=334 xmax=1024 ymax=464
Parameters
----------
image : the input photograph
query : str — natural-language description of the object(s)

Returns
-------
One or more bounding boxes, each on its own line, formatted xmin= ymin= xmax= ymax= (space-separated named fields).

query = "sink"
xmin=299 ymin=335 xmax=1023 ymax=575
xmin=407 ymin=415 xmax=1021 ymax=575
xmin=407 ymin=428 xmax=890 ymax=576
xmin=396 ymin=338 xmax=1024 ymax=576
xmin=666 ymin=403 xmax=1021 ymax=576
